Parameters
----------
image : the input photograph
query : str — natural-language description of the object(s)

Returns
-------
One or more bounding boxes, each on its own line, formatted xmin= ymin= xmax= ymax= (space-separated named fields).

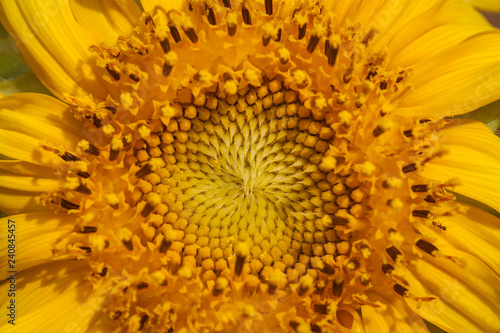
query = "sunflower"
xmin=1 ymin=0 xmax=500 ymax=332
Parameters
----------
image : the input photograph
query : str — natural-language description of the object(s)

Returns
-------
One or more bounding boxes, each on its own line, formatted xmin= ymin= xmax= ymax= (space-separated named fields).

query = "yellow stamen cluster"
xmin=45 ymin=1 xmax=461 ymax=332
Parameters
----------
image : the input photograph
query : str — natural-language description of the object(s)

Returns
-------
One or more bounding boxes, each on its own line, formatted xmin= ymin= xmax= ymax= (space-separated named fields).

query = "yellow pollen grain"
xmin=161 ymin=104 xmax=177 ymax=118
xmin=319 ymin=155 xmax=337 ymax=172
xmin=379 ymin=117 xmax=395 ymax=131
xmin=138 ymin=125 xmax=151 ymax=140
xmin=164 ymin=51 xmax=178 ymax=66
xmin=90 ymin=234 xmax=107 ymax=253
xmin=360 ymin=161 xmax=376 ymax=176
xmin=64 ymin=176 xmax=80 ymax=190
xmin=224 ymin=81 xmax=238 ymax=95
xmin=388 ymin=198 xmax=404 ymax=210
xmin=338 ymin=110 xmax=352 ymax=126
xmin=102 ymin=124 xmax=115 ymax=135
xmin=77 ymin=140 xmax=90 ymax=152
xmin=118 ymin=227 xmax=132 ymax=242
xmin=120 ymin=91 xmax=134 ymax=109
xmin=244 ymin=68 xmax=259 ymax=83
xmin=196 ymin=69 xmax=212 ymax=83
xmin=293 ymin=70 xmax=307 ymax=85
xmin=111 ymin=137 xmax=123 ymax=151
xmin=278 ymin=48 xmax=290 ymax=63
xmin=385 ymin=177 xmax=402 ymax=189
xmin=314 ymin=96 xmax=327 ymax=109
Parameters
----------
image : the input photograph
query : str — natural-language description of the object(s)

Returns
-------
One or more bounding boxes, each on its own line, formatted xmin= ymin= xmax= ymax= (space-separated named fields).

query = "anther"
xmin=332 ymin=277 xmax=343 ymax=297
xmin=139 ymin=315 xmax=149 ymax=331
xmin=79 ymin=226 xmax=97 ymax=233
xmin=379 ymin=81 xmax=387 ymax=90
xmin=169 ymin=25 xmax=181 ymax=42
xmin=403 ymin=129 xmax=413 ymax=137
xmin=325 ymin=40 xmax=339 ymax=67
xmin=275 ymin=28 xmax=282 ymax=42
xmin=386 ymin=246 xmax=402 ymax=261
xmin=346 ymin=259 xmax=360 ymax=270
xmin=311 ymin=324 xmax=322 ymax=333
xmin=75 ymin=184 xmax=92 ymax=195
xmin=137 ymin=282 xmax=149 ymax=290
xmin=183 ymin=27 xmax=199 ymax=43
xmin=343 ymin=67 xmax=353 ymax=84
xmin=141 ymin=193 xmax=161 ymax=217
xmin=320 ymin=263 xmax=336 ymax=275
xmin=159 ymin=38 xmax=170 ymax=53
xmin=393 ymin=284 xmax=408 ymax=297
xmin=298 ymin=24 xmax=307 ymax=39
xmin=234 ymin=243 xmax=248 ymax=276
xmin=226 ymin=12 xmax=237 ymax=36
xmin=212 ymin=277 xmax=229 ymax=296
xmin=381 ymin=263 xmax=394 ymax=274
xmin=61 ymin=152 xmax=81 ymax=162
xmin=207 ymin=6 xmax=216 ymax=25
xmin=265 ymin=0 xmax=273 ymax=15
xmin=402 ymin=163 xmax=417 ymax=173
xmin=61 ymin=199 xmax=80 ymax=210
xmin=77 ymin=171 xmax=90 ymax=178
xmin=79 ymin=246 xmax=92 ymax=253
xmin=105 ymin=64 xmax=120 ymax=81
xmin=98 ymin=267 xmax=108 ymax=277
xmin=313 ymin=304 xmax=328 ymax=314
xmin=267 ymin=270 xmax=282 ymax=295
xmin=223 ymin=0 xmax=231 ymax=9
xmin=411 ymin=184 xmax=428 ymax=192
xmin=416 ymin=239 xmax=439 ymax=256
xmin=92 ymin=115 xmax=102 ymax=128
xmin=159 ymin=236 xmax=172 ymax=253
xmin=104 ymin=106 xmax=117 ymax=114
xmin=135 ymin=163 xmax=154 ymax=178
xmin=362 ymin=29 xmax=376 ymax=46
xmin=298 ymin=275 xmax=314 ymax=296
xmin=424 ymin=195 xmax=437 ymax=203
xmin=307 ymin=34 xmax=320 ymax=53
xmin=412 ymin=210 xmax=430 ymax=218
xmin=85 ymin=144 xmax=100 ymax=156
xmin=241 ymin=5 xmax=252 ymax=25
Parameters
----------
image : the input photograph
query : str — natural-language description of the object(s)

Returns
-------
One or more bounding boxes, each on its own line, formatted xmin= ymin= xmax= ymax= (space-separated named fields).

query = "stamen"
xmin=223 ymin=0 xmax=231 ymax=9
xmin=402 ymin=163 xmax=417 ymax=173
xmin=416 ymin=239 xmax=439 ymax=256
xmin=183 ymin=27 xmax=199 ymax=43
xmin=265 ymin=0 xmax=273 ymax=15
xmin=139 ymin=315 xmax=149 ymax=330
xmin=169 ymin=25 xmax=181 ymax=43
xmin=242 ymin=5 xmax=252 ymax=25
xmin=61 ymin=199 xmax=80 ymax=210
xmin=234 ymin=243 xmax=248 ymax=276
xmin=307 ymin=34 xmax=320 ymax=53
xmin=207 ymin=6 xmax=216 ymax=25
xmin=313 ymin=304 xmax=328 ymax=314
xmin=79 ymin=226 xmax=97 ymax=233
xmin=77 ymin=171 xmax=90 ymax=178
xmin=298 ymin=24 xmax=307 ymax=39
xmin=332 ymin=277 xmax=343 ymax=297
xmin=385 ymin=246 xmax=402 ymax=261
xmin=298 ymin=275 xmax=314 ymax=296
xmin=106 ymin=64 xmax=120 ymax=81
xmin=75 ymin=183 xmax=92 ymax=195
xmin=212 ymin=277 xmax=229 ymax=296
xmin=412 ymin=210 xmax=430 ymax=218
xmin=381 ymin=263 xmax=394 ymax=274
xmin=61 ymin=152 xmax=81 ymax=162
xmin=394 ymin=284 xmax=408 ymax=297
xmin=159 ymin=38 xmax=170 ymax=53
xmin=325 ymin=40 xmax=339 ymax=67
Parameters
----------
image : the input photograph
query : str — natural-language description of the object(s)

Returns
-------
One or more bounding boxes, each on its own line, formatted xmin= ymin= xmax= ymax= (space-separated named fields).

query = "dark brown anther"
xmin=416 ymin=239 xmax=439 ymax=256
xmin=75 ymin=183 xmax=92 ymax=195
xmin=412 ymin=210 xmax=430 ymax=218
xmin=163 ymin=62 xmax=174 ymax=77
xmin=227 ymin=22 xmax=237 ymax=36
xmin=275 ymin=28 xmax=281 ymax=42
xmin=242 ymin=5 xmax=251 ymax=25
xmin=268 ymin=281 xmax=278 ymax=295
xmin=141 ymin=201 xmax=156 ymax=217
xmin=343 ymin=67 xmax=353 ymax=84
xmin=313 ymin=304 xmax=328 ymax=314
xmin=381 ymin=263 xmax=394 ymax=274
xmin=61 ymin=152 xmax=81 ymax=162
xmin=325 ymin=40 xmax=339 ymax=67
xmin=396 ymin=75 xmax=405 ymax=83
xmin=321 ymin=263 xmax=335 ymax=275
xmin=360 ymin=275 xmax=371 ymax=286
xmin=424 ymin=195 xmax=437 ymax=203
xmin=362 ymin=29 xmax=376 ymax=46
xmin=99 ymin=267 xmax=108 ymax=277
xmin=129 ymin=73 xmax=140 ymax=82
xmin=135 ymin=163 xmax=153 ymax=178
xmin=298 ymin=23 xmax=307 ymax=39
xmin=77 ymin=171 xmax=90 ymax=178
xmin=122 ymin=239 xmax=134 ymax=251
xmin=393 ymin=284 xmax=408 ymax=297
xmin=265 ymin=0 xmax=273 ymax=15
xmin=169 ymin=25 xmax=181 ymax=42
xmin=139 ymin=315 xmax=149 ymax=331
xmin=411 ymin=184 xmax=428 ymax=192
xmin=402 ymin=163 xmax=417 ymax=173
xmin=105 ymin=64 xmax=120 ymax=81
xmin=403 ymin=129 xmax=413 ymax=137
xmin=347 ymin=259 xmax=360 ymax=270
xmin=207 ymin=6 xmax=216 ymax=25
xmin=104 ymin=106 xmax=117 ymax=114
xmin=331 ymin=277 xmax=343 ymax=297
xmin=92 ymin=115 xmax=102 ymax=128
xmin=85 ymin=144 xmax=100 ymax=156
xmin=61 ymin=199 xmax=80 ymax=210
xmin=419 ymin=119 xmax=431 ymax=123
xmin=380 ymin=81 xmax=387 ymax=90
xmin=222 ymin=72 xmax=233 ymax=81
xmin=386 ymin=246 xmax=402 ymax=261
xmin=307 ymin=34 xmax=320 ymax=53
xmin=372 ymin=125 xmax=385 ymax=137
xmin=184 ymin=27 xmax=199 ymax=43
xmin=79 ymin=226 xmax=97 ymax=233
xmin=234 ymin=253 xmax=246 ymax=276
xmin=79 ymin=246 xmax=92 ymax=253
xmin=160 ymin=38 xmax=170 ymax=53
xmin=109 ymin=147 xmax=120 ymax=162
xmin=311 ymin=324 xmax=322 ymax=333
xmin=366 ymin=70 xmax=377 ymax=81
xmin=289 ymin=321 xmax=299 ymax=330
xmin=223 ymin=0 xmax=231 ymax=9
xmin=159 ymin=237 xmax=171 ymax=253
xmin=113 ymin=311 xmax=122 ymax=320
xmin=328 ymin=216 xmax=349 ymax=226
xmin=263 ymin=35 xmax=271 ymax=46
xmin=137 ymin=282 xmax=149 ymax=290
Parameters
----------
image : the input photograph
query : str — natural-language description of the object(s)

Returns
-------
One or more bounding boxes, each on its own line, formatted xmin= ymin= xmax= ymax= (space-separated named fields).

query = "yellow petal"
xmin=0 ymin=0 xmax=139 ymax=99
xmin=397 ymin=31 xmax=500 ymax=117
xmin=140 ymin=0 xmax=183 ymax=12
xmin=0 ymin=212 xmax=75 ymax=279
xmin=0 ymin=160 xmax=56 ymax=178
xmin=386 ymin=0 xmax=491 ymax=68
xmin=0 ymin=169 xmax=62 ymax=192
xmin=465 ymin=0 xmax=500 ymax=12
xmin=0 ymin=188 xmax=50 ymax=215
xmin=0 ymin=129 xmax=63 ymax=165
xmin=420 ymin=119 xmax=500 ymax=213
xmin=407 ymin=249 xmax=500 ymax=333
xmin=0 ymin=260 xmax=111 ymax=332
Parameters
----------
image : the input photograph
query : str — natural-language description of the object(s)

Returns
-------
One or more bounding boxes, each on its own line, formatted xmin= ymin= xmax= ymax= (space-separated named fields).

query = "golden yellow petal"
xmin=0 ymin=1 xmax=137 ymax=99
xmin=140 ymin=0 xmax=183 ymax=12
xmin=421 ymin=119 xmax=500 ymax=213
xmin=0 ymin=160 xmax=56 ymax=178
xmin=0 ymin=260 xmax=108 ymax=332
xmin=398 ymin=31 xmax=500 ymax=117
xmin=0 ymin=188 xmax=50 ymax=215
xmin=0 ymin=212 xmax=75 ymax=279
xmin=0 ymin=129 xmax=62 ymax=165
xmin=0 ymin=169 xmax=62 ymax=192
xmin=465 ymin=0 xmax=500 ymax=12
